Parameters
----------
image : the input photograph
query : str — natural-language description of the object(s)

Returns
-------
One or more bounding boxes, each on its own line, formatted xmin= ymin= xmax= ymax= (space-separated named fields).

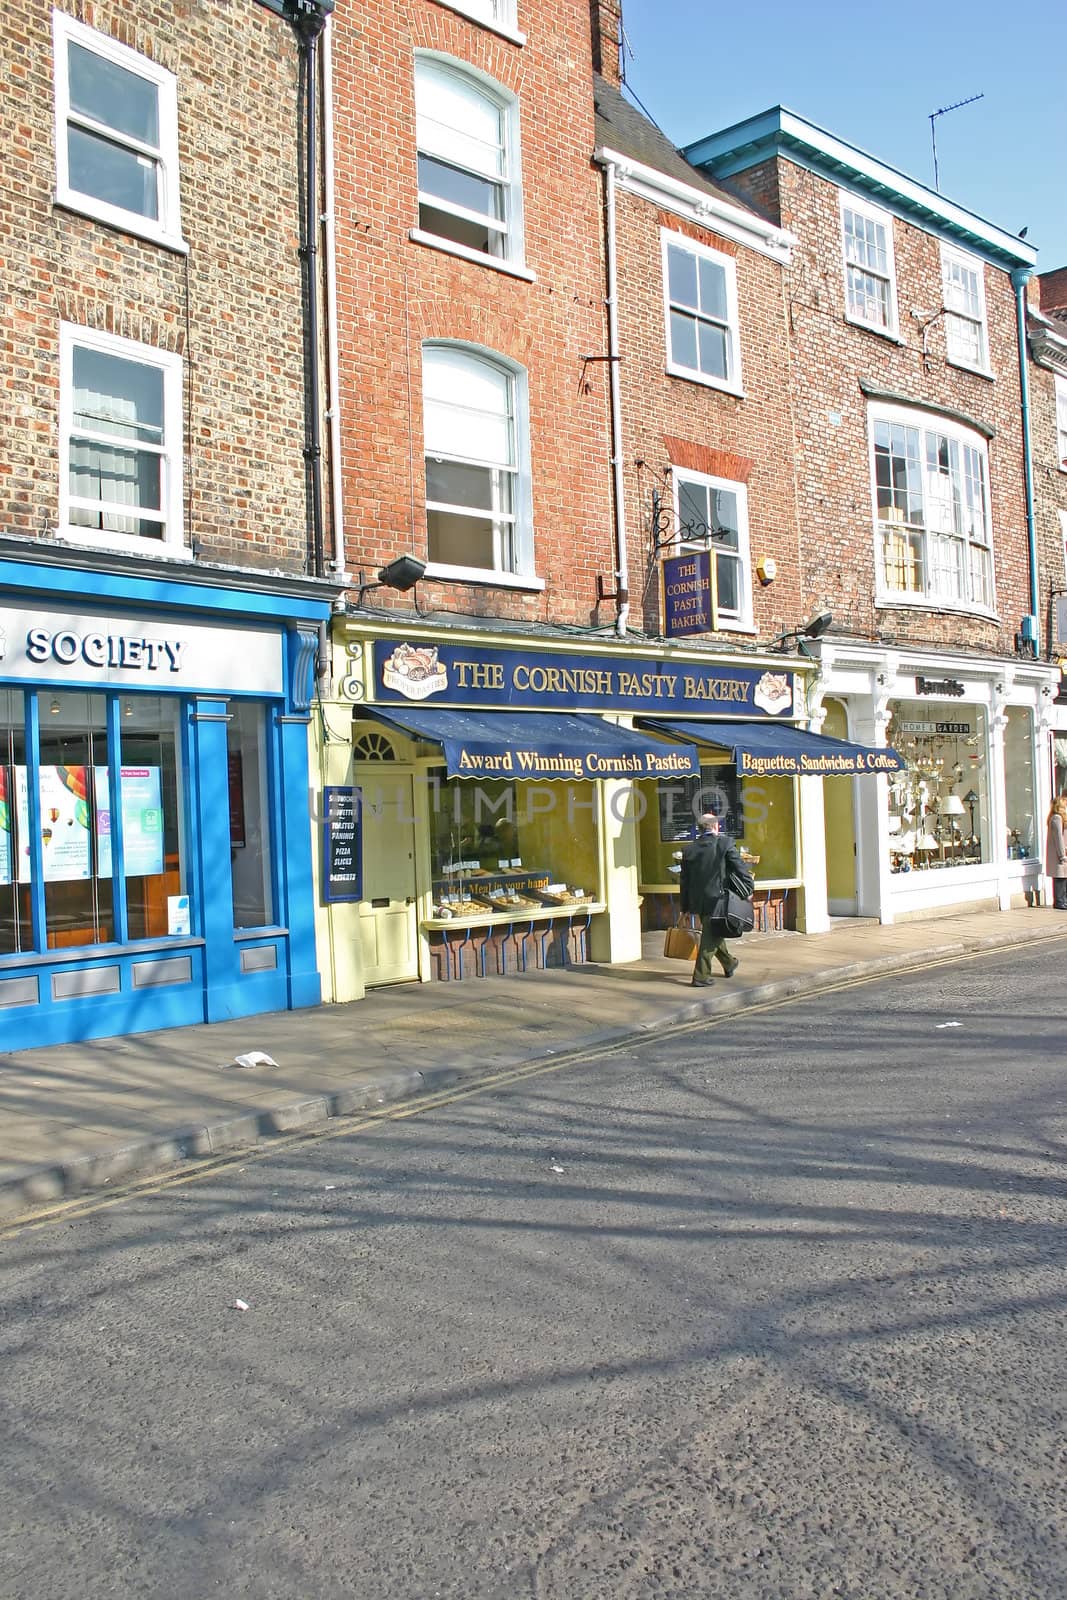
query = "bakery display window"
xmin=637 ymin=763 xmax=797 ymax=885
xmin=427 ymin=768 xmax=601 ymax=918
xmin=886 ymin=700 xmax=988 ymax=871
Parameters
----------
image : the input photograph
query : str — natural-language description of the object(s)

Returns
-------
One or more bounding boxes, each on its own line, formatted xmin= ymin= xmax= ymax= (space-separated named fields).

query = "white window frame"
xmin=661 ymin=231 xmax=743 ymax=395
xmin=941 ymin=244 xmax=990 ymax=374
xmin=413 ymin=55 xmax=525 ymax=270
xmin=671 ymin=468 xmax=753 ymax=631
xmin=58 ymin=322 xmax=187 ymax=560
xmin=433 ymin=0 xmax=526 ymax=46
xmin=840 ymin=194 xmax=898 ymax=338
xmin=52 ymin=11 xmax=185 ymax=252
xmin=421 ymin=342 xmax=539 ymax=588
xmin=1056 ymin=376 xmax=1067 ymax=472
xmin=869 ymin=402 xmax=996 ymax=618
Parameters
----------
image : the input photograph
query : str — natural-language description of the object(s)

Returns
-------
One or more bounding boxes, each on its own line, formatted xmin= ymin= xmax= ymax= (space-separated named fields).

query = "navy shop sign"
xmin=374 ymin=640 xmax=797 ymax=720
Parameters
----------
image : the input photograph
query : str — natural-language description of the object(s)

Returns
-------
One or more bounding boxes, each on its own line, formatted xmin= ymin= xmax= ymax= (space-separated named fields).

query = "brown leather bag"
xmin=663 ymin=921 xmax=700 ymax=960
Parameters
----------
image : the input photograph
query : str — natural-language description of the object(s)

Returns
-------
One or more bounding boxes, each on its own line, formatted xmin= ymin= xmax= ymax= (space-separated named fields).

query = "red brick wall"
xmin=1028 ymin=355 xmax=1067 ymax=650
xmin=328 ymin=0 xmax=615 ymax=627
xmin=1039 ymin=267 xmax=1067 ymax=312
xmin=0 ymin=1 xmax=311 ymax=571
xmin=729 ymin=156 xmax=1032 ymax=655
xmin=609 ymin=189 xmax=803 ymax=642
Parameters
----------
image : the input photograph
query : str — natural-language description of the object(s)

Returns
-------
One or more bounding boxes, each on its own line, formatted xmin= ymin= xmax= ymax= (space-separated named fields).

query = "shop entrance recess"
xmin=821 ymin=699 xmax=858 ymax=915
xmin=356 ymin=768 xmax=419 ymax=986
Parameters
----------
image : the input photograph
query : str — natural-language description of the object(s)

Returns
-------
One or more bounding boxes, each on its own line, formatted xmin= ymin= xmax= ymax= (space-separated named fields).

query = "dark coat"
xmin=679 ymin=831 xmax=748 ymax=926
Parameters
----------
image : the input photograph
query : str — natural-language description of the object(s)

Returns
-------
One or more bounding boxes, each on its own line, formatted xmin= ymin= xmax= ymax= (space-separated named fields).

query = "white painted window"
xmin=414 ymin=57 xmax=523 ymax=265
xmin=52 ymin=11 xmax=183 ymax=251
xmin=870 ymin=404 xmax=993 ymax=613
xmin=1057 ymin=376 xmax=1067 ymax=471
xmin=59 ymin=324 xmax=185 ymax=558
xmin=661 ymin=232 xmax=742 ymax=393
xmin=1060 ymin=509 xmax=1067 ymax=585
xmin=672 ymin=469 xmax=752 ymax=629
xmin=841 ymin=195 xmax=897 ymax=335
xmin=436 ymin=0 xmax=521 ymax=38
xmin=941 ymin=245 xmax=989 ymax=372
xmin=422 ymin=344 xmax=534 ymax=581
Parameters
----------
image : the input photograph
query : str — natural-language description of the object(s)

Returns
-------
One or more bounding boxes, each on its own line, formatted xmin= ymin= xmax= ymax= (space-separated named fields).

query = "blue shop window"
xmin=0 ymin=689 xmax=32 ymax=954
xmin=0 ymin=690 xmax=188 ymax=953
xmin=227 ymin=701 xmax=273 ymax=928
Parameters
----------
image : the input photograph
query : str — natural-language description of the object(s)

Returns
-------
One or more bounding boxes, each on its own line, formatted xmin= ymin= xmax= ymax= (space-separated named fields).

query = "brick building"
xmin=686 ymin=110 xmax=1058 ymax=922
xmin=0 ymin=0 xmax=338 ymax=1046
xmin=1029 ymin=268 xmax=1067 ymax=790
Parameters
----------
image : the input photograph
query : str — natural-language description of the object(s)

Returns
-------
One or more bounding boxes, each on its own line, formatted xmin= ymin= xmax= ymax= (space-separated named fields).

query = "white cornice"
xmin=594 ymin=144 xmax=795 ymax=264
xmin=1029 ymin=322 xmax=1067 ymax=376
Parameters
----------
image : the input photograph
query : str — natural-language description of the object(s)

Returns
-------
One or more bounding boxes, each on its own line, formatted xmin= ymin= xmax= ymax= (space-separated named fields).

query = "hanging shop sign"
xmin=662 ymin=551 xmax=714 ymax=637
xmin=0 ymin=603 xmax=283 ymax=695
xmin=374 ymin=640 xmax=796 ymax=719
xmin=322 ymin=785 xmax=362 ymax=903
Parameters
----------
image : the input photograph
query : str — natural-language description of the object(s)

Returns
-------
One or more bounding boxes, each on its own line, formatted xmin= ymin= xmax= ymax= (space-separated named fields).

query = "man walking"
xmin=679 ymin=812 xmax=747 ymax=987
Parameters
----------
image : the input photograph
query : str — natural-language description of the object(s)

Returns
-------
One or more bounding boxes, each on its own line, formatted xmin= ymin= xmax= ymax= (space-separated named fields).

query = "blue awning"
xmin=367 ymin=706 xmax=700 ymax=780
xmin=641 ymin=718 xmax=904 ymax=777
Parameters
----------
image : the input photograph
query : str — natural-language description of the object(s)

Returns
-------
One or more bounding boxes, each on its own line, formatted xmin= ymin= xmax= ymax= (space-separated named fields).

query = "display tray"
xmin=474 ymin=892 xmax=543 ymax=913
xmin=534 ymin=889 xmax=596 ymax=908
xmin=424 ymin=901 xmax=603 ymax=929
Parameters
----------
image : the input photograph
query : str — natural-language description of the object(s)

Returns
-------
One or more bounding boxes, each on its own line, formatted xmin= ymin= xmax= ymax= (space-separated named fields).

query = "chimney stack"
xmin=591 ymin=0 xmax=623 ymax=86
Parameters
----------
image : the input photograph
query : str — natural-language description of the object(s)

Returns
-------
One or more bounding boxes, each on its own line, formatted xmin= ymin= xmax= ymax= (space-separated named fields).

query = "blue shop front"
xmin=0 ymin=545 xmax=337 ymax=1048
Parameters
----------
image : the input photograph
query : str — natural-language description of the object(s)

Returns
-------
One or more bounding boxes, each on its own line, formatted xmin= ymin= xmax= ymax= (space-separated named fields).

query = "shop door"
xmin=357 ymin=769 xmax=420 ymax=986
xmin=821 ymin=700 xmax=858 ymax=915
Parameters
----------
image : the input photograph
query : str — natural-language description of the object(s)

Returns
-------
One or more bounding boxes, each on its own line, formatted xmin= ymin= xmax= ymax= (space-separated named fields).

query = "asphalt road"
xmin=2 ymin=945 xmax=1065 ymax=1600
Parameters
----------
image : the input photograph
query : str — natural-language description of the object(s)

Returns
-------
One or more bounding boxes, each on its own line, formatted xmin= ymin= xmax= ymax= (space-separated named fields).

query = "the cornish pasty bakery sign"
xmin=375 ymin=641 xmax=796 ymax=719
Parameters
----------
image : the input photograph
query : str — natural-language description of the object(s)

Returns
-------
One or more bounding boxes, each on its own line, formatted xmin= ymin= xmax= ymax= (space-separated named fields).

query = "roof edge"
xmin=594 ymin=144 xmax=795 ymax=264
xmin=685 ymin=107 xmax=1038 ymax=271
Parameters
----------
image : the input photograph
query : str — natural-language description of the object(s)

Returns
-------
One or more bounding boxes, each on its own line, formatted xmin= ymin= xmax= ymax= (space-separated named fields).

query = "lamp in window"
xmin=915 ymin=831 xmax=938 ymax=865
xmin=771 ymin=611 xmax=833 ymax=659
xmin=49 ymin=698 xmax=60 ymax=716
xmin=963 ymin=788 xmax=979 ymax=839
xmin=354 ymin=555 xmax=427 ymax=608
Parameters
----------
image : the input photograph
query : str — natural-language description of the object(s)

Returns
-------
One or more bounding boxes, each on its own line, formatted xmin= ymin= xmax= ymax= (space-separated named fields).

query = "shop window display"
xmin=1003 ymin=707 xmax=1036 ymax=860
xmin=0 ymin=690 xmax=31 ymax=954
xmin=637 ymin=764 xmax=797 ymax=885
xmin=427 ymin=770 xmax=600 ymax=917
xmin=886 ymin=701 xmax=988 ymax=871
xmin=38 ymin=692 xmax=115 ymax=947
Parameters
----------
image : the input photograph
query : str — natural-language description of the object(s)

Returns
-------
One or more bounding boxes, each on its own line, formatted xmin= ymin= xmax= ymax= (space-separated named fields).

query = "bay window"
xmin=871 ymin=405 xmax=994 ymax=612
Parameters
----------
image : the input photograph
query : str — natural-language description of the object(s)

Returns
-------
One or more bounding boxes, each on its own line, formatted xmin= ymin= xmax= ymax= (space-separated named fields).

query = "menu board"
xmin=323 ymin=785 xmax=362 ymax=904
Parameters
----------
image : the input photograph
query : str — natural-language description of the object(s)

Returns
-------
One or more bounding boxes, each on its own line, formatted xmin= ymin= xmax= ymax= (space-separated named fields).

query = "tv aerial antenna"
xmin=928 ymin=93 xmax=984 ymax=192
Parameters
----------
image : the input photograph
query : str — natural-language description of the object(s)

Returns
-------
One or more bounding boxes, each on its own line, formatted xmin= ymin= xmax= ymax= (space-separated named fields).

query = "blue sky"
xmin=618 ymin=0 xmax=1067 ymax=273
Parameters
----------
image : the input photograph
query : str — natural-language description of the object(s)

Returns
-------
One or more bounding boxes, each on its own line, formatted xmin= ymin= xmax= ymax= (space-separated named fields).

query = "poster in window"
xmin=38 ymin=765 xmax=93 ymax=882
xmin=95 ymin=766 xmax=164 ymax=879
xmin=228 ymin=750 xmax=246 ymax=848
xmin=658 ymin=766 xmax=743 ymax=841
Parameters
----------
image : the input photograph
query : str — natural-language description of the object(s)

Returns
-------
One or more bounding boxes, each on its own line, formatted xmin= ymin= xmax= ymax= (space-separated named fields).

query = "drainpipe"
xmin=285 ymin=0 xmax=334 ymax=578
xmin=321 ymin=19 xmax=347 ymax=581
xmin=601 ymin=156 xmax=630 ymax=637
xmin=1011 ymin=265 xmax=1040 ymax=654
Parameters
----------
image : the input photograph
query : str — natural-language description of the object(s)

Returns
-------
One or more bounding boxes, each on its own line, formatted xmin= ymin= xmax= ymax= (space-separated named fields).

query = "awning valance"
xmin=367 ymin=706 xmax=700 ymax=780
xmin=641 ymin=718 xmax=904 ymax=777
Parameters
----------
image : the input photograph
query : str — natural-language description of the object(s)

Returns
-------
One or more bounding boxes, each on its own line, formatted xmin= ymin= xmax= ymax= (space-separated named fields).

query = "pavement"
xmin=2 ymin=904 xmax=1066 ymax=1218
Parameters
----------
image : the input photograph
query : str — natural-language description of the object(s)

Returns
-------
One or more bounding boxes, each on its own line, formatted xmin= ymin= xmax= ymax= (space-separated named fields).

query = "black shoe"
xmin=691 ymin=978 xmax=714 ymax=987
xmin=719 ymin=955 xmax=739 ymax=978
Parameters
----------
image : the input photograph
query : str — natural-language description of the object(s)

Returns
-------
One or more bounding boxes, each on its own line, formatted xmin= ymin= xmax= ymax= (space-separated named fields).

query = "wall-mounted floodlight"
xmin=772 ymin=611 xmax=833 ymax=658
xmin=355 ymin=555 xmax=427 ymax=608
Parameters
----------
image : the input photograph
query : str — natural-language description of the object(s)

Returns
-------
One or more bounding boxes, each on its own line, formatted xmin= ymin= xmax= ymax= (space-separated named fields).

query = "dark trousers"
xmin=694 ymin=918 xmax=732 ymax=981
xmin=1054 ymin=878 xmax=1067 ymax=910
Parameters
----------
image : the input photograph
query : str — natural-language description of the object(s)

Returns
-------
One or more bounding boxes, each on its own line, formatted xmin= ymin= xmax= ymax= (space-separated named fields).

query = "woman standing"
xmin=1045 ymin=796 xmax=1067 ymax=909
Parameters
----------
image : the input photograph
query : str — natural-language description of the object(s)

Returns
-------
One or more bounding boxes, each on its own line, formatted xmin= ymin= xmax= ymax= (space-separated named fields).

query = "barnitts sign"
xmin=373 ymin=640 xmax=796 ymax=719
